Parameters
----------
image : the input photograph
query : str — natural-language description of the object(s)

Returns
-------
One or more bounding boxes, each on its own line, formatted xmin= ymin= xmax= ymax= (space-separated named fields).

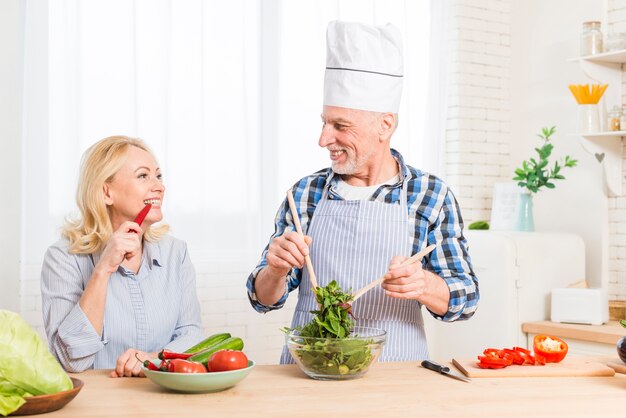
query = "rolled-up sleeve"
xmin=40 ymin=244 xmax=104 ymax=372
xmin=426 ymin=190 xmax=480 ymax=322
xmin=163 ymin=243 xmax=204 ymax=352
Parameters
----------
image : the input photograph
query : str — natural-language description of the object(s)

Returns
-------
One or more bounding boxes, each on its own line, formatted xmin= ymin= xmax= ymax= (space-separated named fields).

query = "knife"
xmin=421 ymin=360 xmax=471 ymax=383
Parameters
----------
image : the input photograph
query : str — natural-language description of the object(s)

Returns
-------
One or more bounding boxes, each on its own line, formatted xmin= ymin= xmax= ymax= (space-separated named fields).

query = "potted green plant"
xmin=512 ymin=126 xmax=578 ymax=231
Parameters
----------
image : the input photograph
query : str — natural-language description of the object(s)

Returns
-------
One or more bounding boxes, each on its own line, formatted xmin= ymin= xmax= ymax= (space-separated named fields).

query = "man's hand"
xmin=265 ymin=231 xmax=312 ymax=278
xmin=381 ymin=255 xmax=427 ymax=300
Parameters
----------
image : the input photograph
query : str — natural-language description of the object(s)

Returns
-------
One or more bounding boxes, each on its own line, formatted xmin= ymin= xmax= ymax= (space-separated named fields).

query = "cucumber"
xmin=188 ymin=337 xmax=245 ymax=366
xmin=183 ymin=332 xmax=231 ymax=354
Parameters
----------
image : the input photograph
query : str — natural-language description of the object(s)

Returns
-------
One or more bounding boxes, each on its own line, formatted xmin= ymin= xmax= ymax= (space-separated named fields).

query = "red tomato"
xmin=167 ymin=359 xmax=207 ymax=373
xmin=533 ymin=335 xmax=568 ymax=363
xmin=207 ymin=350 xmax=249 ymax=372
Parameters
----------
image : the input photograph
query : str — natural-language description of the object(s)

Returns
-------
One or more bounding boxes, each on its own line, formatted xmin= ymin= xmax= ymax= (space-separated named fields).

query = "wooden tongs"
xmin=351 ymin=244 xmax=437 ymax=302
xmin=286 ymin=189 xmax=319 ymax=290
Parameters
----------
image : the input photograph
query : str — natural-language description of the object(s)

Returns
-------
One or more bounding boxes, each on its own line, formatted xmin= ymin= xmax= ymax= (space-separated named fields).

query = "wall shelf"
xmin=569 ymin=49 xmax=626 ymax=63
xmin=571 ymin=49 xmax=626 ymax=197
xmin=569 ymin=133 xmax=623 ymax=196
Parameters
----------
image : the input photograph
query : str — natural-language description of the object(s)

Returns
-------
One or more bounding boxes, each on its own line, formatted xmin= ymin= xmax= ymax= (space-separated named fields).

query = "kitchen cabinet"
xmin=523 ymin=320 xmax=623 ymax=356
xmin=570 ymin=50 xmax=626 ymax=196
xmin=423 ymin=231 xmax=585 ymax=360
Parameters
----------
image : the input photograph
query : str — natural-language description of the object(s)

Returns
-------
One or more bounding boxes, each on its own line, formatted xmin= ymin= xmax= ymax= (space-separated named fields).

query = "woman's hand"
xmin=109 ymin=349 xmax=158 ymax=378
xmin=265 ymin=231 xmax=312 ymax=278
xmin=381 ymin=255 xmax=427 ymax=300
xmin=95 ymin=221 xmax=143 ymax=275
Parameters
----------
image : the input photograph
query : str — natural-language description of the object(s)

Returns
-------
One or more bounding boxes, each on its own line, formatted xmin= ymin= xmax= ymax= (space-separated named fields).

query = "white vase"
xmin=577 ymin=104 xmax=600 ymax=134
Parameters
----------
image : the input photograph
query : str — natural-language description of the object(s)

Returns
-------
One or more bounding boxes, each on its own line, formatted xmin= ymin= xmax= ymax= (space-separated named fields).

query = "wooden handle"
xmin=351 ymin=244 xmax=436 ymax=302
xmin=286 ymin=189 xmax=319 ymax=290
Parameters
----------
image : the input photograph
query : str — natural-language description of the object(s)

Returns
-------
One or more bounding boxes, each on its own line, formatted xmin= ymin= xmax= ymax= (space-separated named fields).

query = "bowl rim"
xmin=142 ymin=359 xmax=255 ymax=376
xmin=285 ymin=326 xmax=387 ymax=340
xmin=20 ymin=377 xmax=84 ymax=401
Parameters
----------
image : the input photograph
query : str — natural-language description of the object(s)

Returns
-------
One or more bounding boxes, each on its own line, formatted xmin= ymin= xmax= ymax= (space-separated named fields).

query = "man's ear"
xmin=103 ymin=183 xmax=114 ymax=206
xmin=379 ymin=113 xmax=397 ymax=142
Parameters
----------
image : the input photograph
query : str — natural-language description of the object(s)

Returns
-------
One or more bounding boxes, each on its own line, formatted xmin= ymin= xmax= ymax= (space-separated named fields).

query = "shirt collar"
xmin=143 ymin=240 xmax=163 ymax=269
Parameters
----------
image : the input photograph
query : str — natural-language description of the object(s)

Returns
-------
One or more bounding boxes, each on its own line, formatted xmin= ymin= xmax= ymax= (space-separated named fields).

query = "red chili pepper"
xmin=129 ymin=203 xmax=152 ymax=233
xmin=158 ymin=349 xmax=195 ymax=360
xmin=144 ymin=360 xmax=161 ymax=371
xmin=135 ymin=353 xmax=161 ymax=372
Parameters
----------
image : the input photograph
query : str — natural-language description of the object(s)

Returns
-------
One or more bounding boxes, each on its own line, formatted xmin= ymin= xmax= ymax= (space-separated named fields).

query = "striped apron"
xmin=280 ymin=177 xmax=429 ymax=363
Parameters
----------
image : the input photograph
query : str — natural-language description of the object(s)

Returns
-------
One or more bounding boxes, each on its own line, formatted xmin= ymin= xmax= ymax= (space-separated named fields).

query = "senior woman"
xmin=41 ymin=136 xmax=204 ymax=377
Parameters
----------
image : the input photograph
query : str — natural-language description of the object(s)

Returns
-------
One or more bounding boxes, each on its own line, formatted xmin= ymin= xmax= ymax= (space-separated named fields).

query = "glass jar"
xmin=580 ymin=21 xmax=603 ymax=56
xmin=608 ymin=105 xmax=621 ymax=131
xmin=620 ymin=105 xmax=626 ymax=131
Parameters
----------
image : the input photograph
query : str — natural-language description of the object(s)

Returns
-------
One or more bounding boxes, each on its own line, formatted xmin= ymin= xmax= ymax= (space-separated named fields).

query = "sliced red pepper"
xmin=533 ymin=335 xmax=568 ymax=363
xmin=534 ymin=353 xmax=546 ymax=365
xmin=513 ymin=346 xmax=531 ymax=356
xmin=477 ymin=361 xmax=508 ymax=369
xmin=477 ymin=355 xmax=512 ymax=367
xmin=513 ymin=347 xmax=537 ymax=364
xmin=502 ymin=348 xmax=524 ymax=365
xmin=483 ymin=348 xmax=503 ymax=357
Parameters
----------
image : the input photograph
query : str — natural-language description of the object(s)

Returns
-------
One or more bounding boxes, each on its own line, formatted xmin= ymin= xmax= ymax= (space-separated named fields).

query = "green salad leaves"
xmin=298 ymin=280 xmax=355 ymax=339
xmin=0 ymin=310 xmax=73 ymax=416
xmin=284 ymin=280 xmax=376 ymax=376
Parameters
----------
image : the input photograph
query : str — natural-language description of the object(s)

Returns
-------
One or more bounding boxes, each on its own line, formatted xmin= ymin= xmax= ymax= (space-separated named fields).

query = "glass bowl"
xmin=285 ymin=326 xmax=386 ymax=380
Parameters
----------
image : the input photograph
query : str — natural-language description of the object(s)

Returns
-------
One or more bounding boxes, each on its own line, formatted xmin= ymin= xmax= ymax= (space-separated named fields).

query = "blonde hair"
xmin=62 ymin=135 xmax=169 ymax=254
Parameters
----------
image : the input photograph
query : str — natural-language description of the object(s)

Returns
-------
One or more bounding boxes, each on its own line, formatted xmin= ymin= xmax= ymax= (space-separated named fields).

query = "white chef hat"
xmin=323 ymin=20 xmax=403 ymax=113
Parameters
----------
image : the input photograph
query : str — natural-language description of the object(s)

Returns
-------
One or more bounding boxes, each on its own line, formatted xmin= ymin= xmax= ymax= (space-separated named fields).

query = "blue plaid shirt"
xmin=246 ymin=149 xmax=479 ymax=321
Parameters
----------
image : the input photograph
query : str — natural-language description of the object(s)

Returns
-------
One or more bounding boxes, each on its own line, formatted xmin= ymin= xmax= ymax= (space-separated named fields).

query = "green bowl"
xmin=141 ymin=360 xmax=255 ymax=393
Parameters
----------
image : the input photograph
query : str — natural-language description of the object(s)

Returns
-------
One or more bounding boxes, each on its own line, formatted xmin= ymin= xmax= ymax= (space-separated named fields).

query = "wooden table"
xmin=48 ymin=362 xmax=624 ymax=417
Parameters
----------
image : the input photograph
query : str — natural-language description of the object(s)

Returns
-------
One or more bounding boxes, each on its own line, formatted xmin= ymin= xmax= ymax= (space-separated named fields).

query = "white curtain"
xmin=22 ymin=0 xmax=434 ymax=268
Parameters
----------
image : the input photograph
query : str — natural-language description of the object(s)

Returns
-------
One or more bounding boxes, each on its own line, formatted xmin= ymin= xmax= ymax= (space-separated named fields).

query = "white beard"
xmin=331 ymin=147 xmax=375 ymax=175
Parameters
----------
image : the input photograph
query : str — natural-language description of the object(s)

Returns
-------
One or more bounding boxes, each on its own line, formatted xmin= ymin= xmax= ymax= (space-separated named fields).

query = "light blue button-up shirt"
xmin=41 ymin=235 xmax=204 ymax=372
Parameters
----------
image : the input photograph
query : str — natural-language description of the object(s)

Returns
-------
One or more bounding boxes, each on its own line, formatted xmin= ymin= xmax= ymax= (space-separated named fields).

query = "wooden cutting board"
xmin=606 ymin=361 xmax=626 ymax=374
xmin=452 ymin=357 xmax=615 ymax=378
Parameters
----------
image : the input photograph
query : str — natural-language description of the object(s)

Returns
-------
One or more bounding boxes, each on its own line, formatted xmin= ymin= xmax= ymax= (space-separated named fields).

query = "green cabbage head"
xmin=0 ymin=310 xmax=72 ymax=416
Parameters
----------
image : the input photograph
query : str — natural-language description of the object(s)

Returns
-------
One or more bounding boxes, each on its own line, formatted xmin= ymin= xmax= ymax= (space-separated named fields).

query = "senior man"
xmin=247 ymin=20 xmax=479 ymax=363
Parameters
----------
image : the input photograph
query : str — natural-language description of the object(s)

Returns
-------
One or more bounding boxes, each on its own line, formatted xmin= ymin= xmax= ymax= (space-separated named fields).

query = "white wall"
xmin=608 ymin=0 xmax=626 ymax=300
xmin=7 ymin=0 xmax=625 ymax=368
xmin=0 ymin=0 xmax=24 ymax=313
xmin=443 ymin=0 xmax=512 ymax=224
xmin=510 ymin=0 xmax=607 ymax=289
